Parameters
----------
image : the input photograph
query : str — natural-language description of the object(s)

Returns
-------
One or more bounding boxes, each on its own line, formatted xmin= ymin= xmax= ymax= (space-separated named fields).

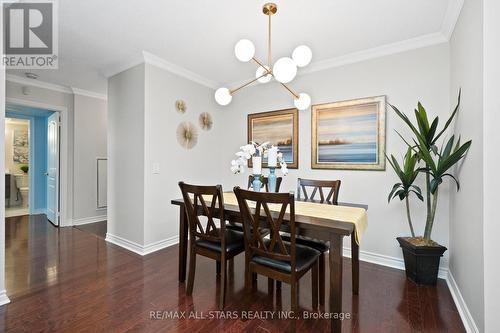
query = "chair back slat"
xmin=296 ymin=178 xmax=341 ymax=205
xmin=179 ymin=182 xmax=225 ymax=244
xmin=234 ymin=187 xmax=296 ymax=266
xmin=247 ymin=175 xmax=283 ymax=192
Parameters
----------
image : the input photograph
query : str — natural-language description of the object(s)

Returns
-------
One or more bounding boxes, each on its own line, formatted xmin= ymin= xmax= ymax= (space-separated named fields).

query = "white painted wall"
xmin=143 ymin=63 xmax=224 ymax=245
xmin=73 ymin=94 xmax=107 ymax=221
xmin=107 ymin=64 xmax=146 ymax=245
xmin=449 ymin=0 xmax=484 ymax=331
xmin=220 ymin=44 xmax=451 ymax=264
xmin=483 ymin=0 xmax=500 ymax=331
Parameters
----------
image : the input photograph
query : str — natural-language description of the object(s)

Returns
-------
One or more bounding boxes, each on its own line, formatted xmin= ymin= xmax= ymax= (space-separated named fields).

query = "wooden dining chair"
xmin=247 ymin=175 xmax=283 ymax=192
xmin=234 ymin=186 xmax=320 ymax=312
xmin=282 ymin=178 xmax=341 ymax=305
xmin=178 ymin=181 xmax=245 ymax=309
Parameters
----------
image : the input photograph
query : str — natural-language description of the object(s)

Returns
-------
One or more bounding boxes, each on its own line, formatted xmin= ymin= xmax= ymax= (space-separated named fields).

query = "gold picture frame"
xmin=247 ymin=108 xmax=299 ymax=169
xmin=311 ymin=96 xmax=386 ymax=170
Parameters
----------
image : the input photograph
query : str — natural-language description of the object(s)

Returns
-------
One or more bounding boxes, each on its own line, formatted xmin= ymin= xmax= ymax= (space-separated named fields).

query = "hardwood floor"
xmin=1 ymin=214 xmax=465 ymax=332
xmin=74 ymin=221 xmax=107 ymax=239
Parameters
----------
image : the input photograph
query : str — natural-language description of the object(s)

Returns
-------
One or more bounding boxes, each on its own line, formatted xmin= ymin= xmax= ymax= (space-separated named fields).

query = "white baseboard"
xmin=105 ymin=233 xmax=178 ymax=256
xmin=0 ymin=290 xmax=10 ymax=306
xmin=446 ymin=271 xmax=480 ymax=333
xmin=73 ymin=215 xmax=107 ymax=226
xmin=342 ymin=246 xmax=449 ymax=279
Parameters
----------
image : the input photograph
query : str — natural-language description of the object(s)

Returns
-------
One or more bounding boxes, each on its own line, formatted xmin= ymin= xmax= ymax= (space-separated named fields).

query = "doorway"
xmin=4 ymin=103 xmax=60 ymax=226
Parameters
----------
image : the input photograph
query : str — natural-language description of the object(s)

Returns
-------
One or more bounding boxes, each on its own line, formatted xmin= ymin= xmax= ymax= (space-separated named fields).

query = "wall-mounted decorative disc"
xmin=199 ymin=112 xmax=213 ymax=130
xmin=175 ymin=100 xmax=186 ymax=113
xmin=176 ymin=122 xmax=198 ymax=149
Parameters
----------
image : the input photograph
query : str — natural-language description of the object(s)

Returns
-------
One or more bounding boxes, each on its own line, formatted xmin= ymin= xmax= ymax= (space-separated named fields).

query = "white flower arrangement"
xmin=231 ymin=142 xmax=288 ymax=175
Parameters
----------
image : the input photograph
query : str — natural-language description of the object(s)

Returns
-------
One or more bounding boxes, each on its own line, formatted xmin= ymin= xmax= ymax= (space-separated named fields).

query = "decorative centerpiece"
xmin=231 ymin=142 xmax=288 ymax=192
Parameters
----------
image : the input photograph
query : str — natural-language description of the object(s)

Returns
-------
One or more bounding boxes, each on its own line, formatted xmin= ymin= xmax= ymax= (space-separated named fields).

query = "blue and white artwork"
xmin=248 ymin=108 xmax=298 ymax=169
xmin=312 ymin=97 xmax=385 ymax=170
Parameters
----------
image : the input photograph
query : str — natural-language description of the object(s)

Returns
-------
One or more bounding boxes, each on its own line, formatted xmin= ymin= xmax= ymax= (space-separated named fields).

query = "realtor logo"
xmin=2 ymin=0 xmax=58 ymax=68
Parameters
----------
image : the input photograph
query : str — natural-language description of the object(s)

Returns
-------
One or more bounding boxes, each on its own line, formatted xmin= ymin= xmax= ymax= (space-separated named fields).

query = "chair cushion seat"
xmin=251 ymin=241 xmax=320 ymax=273
xmin=281 ymin=234 xmax=329 ymax=253
xmin=196 ymin=228 xmax=244 ymax=254
xmin=226 ymin=224 xmax=270 ymax=237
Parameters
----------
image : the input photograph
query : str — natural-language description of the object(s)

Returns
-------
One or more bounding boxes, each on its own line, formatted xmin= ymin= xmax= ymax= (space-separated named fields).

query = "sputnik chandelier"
xmin=214 ymin=3 xmax=312 ymax=110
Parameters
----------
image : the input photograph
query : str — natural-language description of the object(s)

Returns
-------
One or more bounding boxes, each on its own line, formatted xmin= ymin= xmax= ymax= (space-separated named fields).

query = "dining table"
xmin=171 ymin=192 xmax=368 ymax=333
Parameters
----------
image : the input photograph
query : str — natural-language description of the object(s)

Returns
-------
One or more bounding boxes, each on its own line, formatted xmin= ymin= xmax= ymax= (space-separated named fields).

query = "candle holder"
xmin=267 ymin=167 xmax=277 ymax=192
xmin=252 ymin=174 xmax=262 ymax=192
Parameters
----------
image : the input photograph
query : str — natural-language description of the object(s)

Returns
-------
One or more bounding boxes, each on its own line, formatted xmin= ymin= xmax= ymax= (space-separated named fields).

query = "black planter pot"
xmin=397 ymin=237 xmax=447 ymax=285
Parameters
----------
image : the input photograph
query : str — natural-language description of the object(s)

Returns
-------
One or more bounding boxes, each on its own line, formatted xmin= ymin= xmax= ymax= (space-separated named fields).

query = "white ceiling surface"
xmin=7 ymin=0 xmax=455 ymax=94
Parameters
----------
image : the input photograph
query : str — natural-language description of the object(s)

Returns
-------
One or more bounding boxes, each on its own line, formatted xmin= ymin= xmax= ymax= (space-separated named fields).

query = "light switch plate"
xmin=152 ymin=162 xmax=160 ymax=174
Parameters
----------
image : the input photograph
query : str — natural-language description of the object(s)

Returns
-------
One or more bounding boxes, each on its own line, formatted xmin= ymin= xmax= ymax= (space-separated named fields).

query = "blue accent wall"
xmin=6 ymin=109 xmax=51 ymax=213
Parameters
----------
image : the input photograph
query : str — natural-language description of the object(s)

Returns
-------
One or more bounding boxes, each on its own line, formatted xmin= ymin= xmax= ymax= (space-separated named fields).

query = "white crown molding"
xmin=105 ymin=233 xmax=178 ymax=256
xmin=142 ymin=51 xmax=218 ymax=89
xmin=302 ymin=32 xmax=448 ymax=76
xmin=441 ymin=0 xmax=465 ymax=40
xmin=72 ymin=88 xmax=107 ymax=101
xmin=446 ymin=271 xmax=480 ymax=333
xmin=6 ymin=74 xmax=107 ymax=100
xmin=6 ymin=74 xmax=72 ymax=94
xmin=101 ymin=55 xmax=144 ymax=79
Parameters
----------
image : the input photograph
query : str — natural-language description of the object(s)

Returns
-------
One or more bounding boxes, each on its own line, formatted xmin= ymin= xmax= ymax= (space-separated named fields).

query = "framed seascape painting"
xmin=247 ymin=108 xmax=298 ymax=169
xmin=311 ymin=96 xmax=386 ymax=170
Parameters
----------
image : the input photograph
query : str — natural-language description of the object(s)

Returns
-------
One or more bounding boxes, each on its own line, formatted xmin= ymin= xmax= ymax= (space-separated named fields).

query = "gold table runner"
xmin=202 ymin=192 xmax=367 ymax=244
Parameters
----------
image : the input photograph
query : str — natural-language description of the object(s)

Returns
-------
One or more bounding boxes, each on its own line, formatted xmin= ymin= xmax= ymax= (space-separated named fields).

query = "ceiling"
xmin=7 ymin=0 xmax=460 ymax=94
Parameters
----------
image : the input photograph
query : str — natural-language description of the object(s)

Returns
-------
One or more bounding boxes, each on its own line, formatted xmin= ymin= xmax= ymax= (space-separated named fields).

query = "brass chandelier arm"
xmin=229 ymin=71 xmax=272 ymax=95
xmin=279 ymin=82 xmax=300 ymax=99
xmin=253 ymin=57 xmax=300 ymax=99
xmin=268 ymin=13 xmax=272 ymax=67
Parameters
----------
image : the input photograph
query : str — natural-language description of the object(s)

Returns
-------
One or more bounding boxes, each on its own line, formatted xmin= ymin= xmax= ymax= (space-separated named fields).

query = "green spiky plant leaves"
xmin=387 ymin=90 xmax=471 ymax=242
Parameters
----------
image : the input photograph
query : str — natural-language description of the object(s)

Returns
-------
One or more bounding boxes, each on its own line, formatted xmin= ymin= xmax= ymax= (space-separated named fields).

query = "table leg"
xmin=178 ymin=204 xmax=188 ymax=282
xmin=329 ymin=234 xmax=343 ymax=333
xmin=351 ymin=231 xmax=359 ymax=295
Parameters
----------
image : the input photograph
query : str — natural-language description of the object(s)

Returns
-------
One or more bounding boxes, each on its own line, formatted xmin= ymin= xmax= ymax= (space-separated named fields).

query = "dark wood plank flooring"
xmin=74 ymin=221 xmax=107 ymax=239
xmin=1 ymin=214 xmax=465 ymax=332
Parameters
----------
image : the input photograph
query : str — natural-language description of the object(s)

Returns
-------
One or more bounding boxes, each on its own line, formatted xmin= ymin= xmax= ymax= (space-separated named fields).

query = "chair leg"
xmin=219 ymin=258 xmax=226 ymax=309
xmin=245 ymin=267 xmax=252 ymax=292
xmin=186 ymin=244 xmax=196 ymax=295
xmin=276 ymin=280 xmax=282 ymax=290
xmin=291 ymin=281 xmax=298 ymax=313
xmin=319 ymin=252 xmax=325 ymax=306
xmin=216 ymin=261 xmax=221 ymax=276
xmin=252 ymin=272 xmax=257 ymax=288
xmin=312 ymin=261 xmax=319 ymax=310
xmin=268 ymin=278 xmax=274 ymax=295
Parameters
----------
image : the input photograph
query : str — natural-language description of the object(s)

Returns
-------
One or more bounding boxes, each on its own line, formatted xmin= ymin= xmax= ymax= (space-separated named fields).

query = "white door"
xmin=47 ymin=113 xmax=60 ymax=225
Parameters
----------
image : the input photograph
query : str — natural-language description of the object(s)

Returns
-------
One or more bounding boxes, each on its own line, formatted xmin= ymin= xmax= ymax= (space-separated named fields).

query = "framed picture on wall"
xmin=247 ymin=108 xmax=298 ymax=169
xmin=311 ymin=96 xmax=386 ymax=170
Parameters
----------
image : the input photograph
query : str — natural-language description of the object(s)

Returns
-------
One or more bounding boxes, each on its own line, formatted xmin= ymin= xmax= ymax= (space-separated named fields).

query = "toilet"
xmin=15 ymin=174 xmax=29 ymax=208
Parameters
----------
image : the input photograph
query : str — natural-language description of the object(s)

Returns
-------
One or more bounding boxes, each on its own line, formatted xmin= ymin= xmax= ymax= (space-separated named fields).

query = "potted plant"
xmin=20 ymin=165 xmax=29 ymax=174
xmin=387 ymin=91 xmax=471 ymax=285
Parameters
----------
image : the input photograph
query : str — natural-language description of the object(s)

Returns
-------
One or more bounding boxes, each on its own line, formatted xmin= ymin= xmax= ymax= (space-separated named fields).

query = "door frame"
xmin=5 ymin=97 xmax=69 ymax=227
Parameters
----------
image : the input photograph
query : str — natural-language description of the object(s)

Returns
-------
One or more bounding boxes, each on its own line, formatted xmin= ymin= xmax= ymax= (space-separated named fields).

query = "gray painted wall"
xmin=73 ymin=94 xmax=107 ymax=220
xmin=107 ymin=64 xmax=146 ymax=245
xmin=449 ymin=0 xmax=485 ymax=331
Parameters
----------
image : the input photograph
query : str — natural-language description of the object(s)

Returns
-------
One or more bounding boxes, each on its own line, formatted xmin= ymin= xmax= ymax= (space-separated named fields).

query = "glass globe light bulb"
xmin=255 ymin=65 xmax=272 ymax=83
xmin=292 ymin=45 xmax=312 ymax=67
xmin=293 ymin=93 xmax=311 ymax=110
xmin=272 ymin=57 xmax=297 ymax=83
xmin=214 ymin=87 xmax=232 ymax=106
xmin=234 ymin=39 xmax=255 ymax=62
